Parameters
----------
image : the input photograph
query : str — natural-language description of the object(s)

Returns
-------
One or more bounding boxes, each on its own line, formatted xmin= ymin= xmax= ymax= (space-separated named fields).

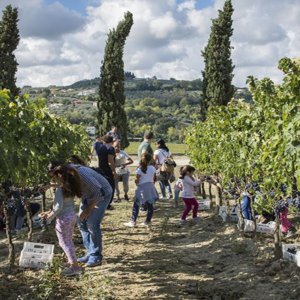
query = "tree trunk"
xmin=237 ymin=196 xmax=244 ymax=231
xmin=3 ymin=203 xmax=15 ymax=267
xmin=249 ymin=195 xmax=256 ymax=237
xmin=201 ymin=182 xmax=206 ymax=199
xmin=24 ymin=200 xmax=33 ymax=241
xmin=214 ymin=186 xmax=222 ymax=215
xmin=274 ymin=216 xmax=282 ymax=259
xmin=41 ymin=191 xmax=46 ymax=212
xmin=208 ymin=183 xmax=213 ymax=200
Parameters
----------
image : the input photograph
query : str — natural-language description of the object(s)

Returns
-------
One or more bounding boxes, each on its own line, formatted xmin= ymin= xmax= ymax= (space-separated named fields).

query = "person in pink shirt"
xmin=179 ymin=165 xmax=201 ymax=224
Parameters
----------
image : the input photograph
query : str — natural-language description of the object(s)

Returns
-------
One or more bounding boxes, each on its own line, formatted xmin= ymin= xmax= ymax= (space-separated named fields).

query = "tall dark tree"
xmin=201 ymin=0 xmax=234 ymax=115
xmin=0 ymin=5 xmax=20 ymax=97
xmin=98 ymin=12 xmax=133 ymax=148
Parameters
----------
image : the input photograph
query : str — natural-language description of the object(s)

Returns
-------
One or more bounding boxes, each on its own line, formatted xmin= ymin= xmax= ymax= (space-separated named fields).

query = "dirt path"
xmin=1 ymin=160 xmax=300 ymax=299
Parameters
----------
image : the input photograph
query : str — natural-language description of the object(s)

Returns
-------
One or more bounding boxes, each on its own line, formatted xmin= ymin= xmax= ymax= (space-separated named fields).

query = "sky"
xmin=0 ymin=0 xmax=299 ymax=87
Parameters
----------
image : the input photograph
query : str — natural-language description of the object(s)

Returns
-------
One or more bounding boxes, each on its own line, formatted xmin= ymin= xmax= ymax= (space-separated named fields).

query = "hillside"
xmin=21 ymin=77 xmax=251 ymax=142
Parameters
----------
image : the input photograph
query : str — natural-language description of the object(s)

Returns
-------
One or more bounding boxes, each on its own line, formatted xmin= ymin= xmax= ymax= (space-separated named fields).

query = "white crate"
xmin=19 ymin=252 xmax=54 ymax=269
xmin=19 ymin=242 xmax=54 ymax=269
xmin=22 ymin=242 xmax=54 ymax=254
xmin=219 ymin=206 xmax=228 ymax=222
xmin=198 ymin=199 xmax=211 ymax=211
xmin=282 ymin=244 xmax=300 ymax=267
xmin=230 ymin=206 xmax=239 ymax=222
xmin=244 ymin=219 xmax=255 ymax=232
xmin=256 ymin=221 xmax=276 ymax=235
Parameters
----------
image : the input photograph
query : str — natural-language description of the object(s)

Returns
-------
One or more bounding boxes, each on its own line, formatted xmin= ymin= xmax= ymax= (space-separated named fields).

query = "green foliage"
xmin=202 ymin=0 xmax=234 ymax=114
xmin=186 ymin=58 xmax=300 ymax=210
xmin=0 ymin=5 xmax=20 ymax=97
xmin=0 ymin=89 xmax=91 ymax=186
xmin=98 ymin=11 xmax=133 ymax=148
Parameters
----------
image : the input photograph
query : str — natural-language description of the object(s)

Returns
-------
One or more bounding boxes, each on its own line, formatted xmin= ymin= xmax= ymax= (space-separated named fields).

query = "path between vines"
xmin=1 ymin=157 xmax=300 ymax=299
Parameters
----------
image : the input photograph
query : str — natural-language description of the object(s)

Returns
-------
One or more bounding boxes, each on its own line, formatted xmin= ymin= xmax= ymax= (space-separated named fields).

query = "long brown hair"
xmin=68 ymin=154 xmax=86 ymax=166
xmin=53 ymin=165 xmax=82 ymax=198
xmin=140 ymin=153 xmax=152 ymax=174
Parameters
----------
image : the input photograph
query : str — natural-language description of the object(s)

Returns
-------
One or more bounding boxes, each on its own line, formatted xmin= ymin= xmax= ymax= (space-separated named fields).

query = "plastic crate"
xmin=282 ymin=244 xmax=300 ymax=267
xmin=19 ymin=242 xmax=54 ymax=269
xmin=244 ymin=219 xmax=255 ymax=232
xmin=256 ymin=221 xmax=276 ymax=235
xmin=198 ymin=199 xmax=211 ymax=211
xmin=219 ymin=206 xmax=227 ymax=222
xmin=230 ymin=206 xmax=239 ymax=222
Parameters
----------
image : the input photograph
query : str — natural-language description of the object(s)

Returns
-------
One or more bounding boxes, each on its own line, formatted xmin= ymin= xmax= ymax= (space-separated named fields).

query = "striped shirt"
xmin=70 ymin=164 xmax=112 ymax=205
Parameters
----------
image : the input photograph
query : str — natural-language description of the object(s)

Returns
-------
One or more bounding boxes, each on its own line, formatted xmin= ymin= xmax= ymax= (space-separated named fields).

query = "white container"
xmin=244 ymin=219 xmax=255 ymax=232
xmin=256 ymin=221 xmax=276 ymax=235
xmin=219 ymin=206 xmax=227 ymax=222
xmin=19 ymin=242 xmax=54 ymax=269
xmin=230 ymin=206 xmax=239 ymax=222
xmin=282 ymin=244 xmax=300 ymax=267
xmin=198 ymin=199 xmax=211 ymax=211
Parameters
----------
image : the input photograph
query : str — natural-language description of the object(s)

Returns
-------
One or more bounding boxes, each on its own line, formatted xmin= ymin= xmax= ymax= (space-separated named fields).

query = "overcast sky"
xmin=1 ymin=0 xmax=299 ymax=87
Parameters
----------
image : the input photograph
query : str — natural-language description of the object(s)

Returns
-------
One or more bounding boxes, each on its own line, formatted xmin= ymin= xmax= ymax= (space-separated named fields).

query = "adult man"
xmin=107 ymin=126 xmax=121 ymax=142
xmin=95 ymin=135 xmax=116 ymax=209
xmin=137 ymin=130 xmax=154 ymax=162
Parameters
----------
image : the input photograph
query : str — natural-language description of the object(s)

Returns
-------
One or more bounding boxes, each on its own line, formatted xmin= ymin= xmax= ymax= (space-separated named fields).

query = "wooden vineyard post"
xmin=24 ymin=199 xmax=33 ymax=241
xmin=274 ymin=216 xmax=282 ymax=259
xmin=3 ymin=202 xmax=15 ymax=267
xmin=41 ymin=190 xmax=46 ymax=212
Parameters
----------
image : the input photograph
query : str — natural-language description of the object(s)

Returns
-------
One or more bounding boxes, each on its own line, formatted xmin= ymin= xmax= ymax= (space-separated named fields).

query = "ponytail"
xmin=140 ymin=153 xmax=152 ymax=174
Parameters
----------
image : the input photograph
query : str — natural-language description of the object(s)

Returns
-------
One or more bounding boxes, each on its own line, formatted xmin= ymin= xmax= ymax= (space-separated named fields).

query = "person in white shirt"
xmin=153 ymin=139 xmax=173 ymax=199
xmin=114 ymin=144 xmax=133 ymax=201
xmin=124 ymin=153 xmax=158 ymax=227
xmin=179 ymin=165 xmax=201 ymax=224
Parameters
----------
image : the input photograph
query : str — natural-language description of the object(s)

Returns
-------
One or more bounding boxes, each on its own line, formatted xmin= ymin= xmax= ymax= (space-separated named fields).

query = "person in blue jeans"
xmin=50 ymin=161 xmax=113 ymax=267
xmin=241 ymin=193 xmax=252 ymax=220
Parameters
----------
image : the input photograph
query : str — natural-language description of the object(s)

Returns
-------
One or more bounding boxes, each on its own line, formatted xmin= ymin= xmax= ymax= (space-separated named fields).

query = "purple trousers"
xmin=182 ymin=197 xmax=199 ymax=220
xmin=55 ymin=211 xmax=77 ymax=264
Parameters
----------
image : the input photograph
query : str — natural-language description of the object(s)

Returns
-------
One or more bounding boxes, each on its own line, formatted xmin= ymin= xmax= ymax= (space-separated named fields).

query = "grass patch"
xmin=125 ymin=142 xmax=187 ymax=155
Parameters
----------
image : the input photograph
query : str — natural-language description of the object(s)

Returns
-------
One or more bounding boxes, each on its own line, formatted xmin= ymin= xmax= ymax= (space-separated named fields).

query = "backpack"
xmin=161 ymin=156 xmax=177 ymax=173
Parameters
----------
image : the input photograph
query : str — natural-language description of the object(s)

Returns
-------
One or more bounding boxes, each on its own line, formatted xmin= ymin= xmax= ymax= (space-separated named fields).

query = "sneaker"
xmin=179 ymin=219 xmax=187 ymax=225
xmin=140 ymin=221 xmax=151 ymax=227
xmin=61 ymin=266 xmax=83 ymax=277
xmin=124 ymin=194 xmax=129 ymax=201
xmin=124 ymin=221 xmax=136 ymax=228
xmin=114 ymin=196 xmax=121 ymax=202
xmin=107 ymin=205 xmax=114 ymax=210
xmin=284 ymin=228 xmax=297 ymax=238
xmin=77 ymin=255 xmax=89 ymax=263
xmin=86 ymin=256 xmax=102 ymax=267
xmin=192 ymin=217 xmax=201 ymax=223
xmin=168 ymin=195 xmax=173 ymax=199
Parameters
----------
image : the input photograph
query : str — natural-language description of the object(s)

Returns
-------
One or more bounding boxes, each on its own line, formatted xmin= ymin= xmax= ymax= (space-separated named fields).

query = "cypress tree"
xmin=202 ymin=0 xmax=234 ymax=113
xmin=98 ymin=11 xmax=133 ymax=148
xmin=0 ymin=5 xmax=20 ymax=97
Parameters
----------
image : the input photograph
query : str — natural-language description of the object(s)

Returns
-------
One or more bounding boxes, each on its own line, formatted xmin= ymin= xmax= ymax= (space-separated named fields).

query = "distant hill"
xmin=22 ymin=76 xmax=252 ymax=143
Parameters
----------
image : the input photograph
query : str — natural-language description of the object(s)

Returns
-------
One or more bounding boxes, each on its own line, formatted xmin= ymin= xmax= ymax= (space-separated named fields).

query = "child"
xmin=40 ymin=165 xmax=83 ymax=276
xmin=124 ymin=153 xmax=158 ymax=227
xmin=180 ymin=165 xmax=201 ymax=224
xmin=174 ymin=175 xmax=183 ymax=208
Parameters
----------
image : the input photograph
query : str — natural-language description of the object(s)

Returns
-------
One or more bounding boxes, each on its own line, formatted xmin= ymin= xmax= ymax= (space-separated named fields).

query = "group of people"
xmin=36 ymin=128 xmax=202 ymax=277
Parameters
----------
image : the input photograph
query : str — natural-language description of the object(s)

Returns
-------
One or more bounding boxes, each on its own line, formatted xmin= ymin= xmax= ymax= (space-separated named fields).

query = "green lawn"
xmin=125 ymin=142 xmax=187 ymax=155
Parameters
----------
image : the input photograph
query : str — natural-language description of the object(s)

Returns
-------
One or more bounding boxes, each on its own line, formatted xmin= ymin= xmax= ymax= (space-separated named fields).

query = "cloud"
xmin=1 ymin=0 xmax=300 ymax=87
xmin=0 ymin=0 xmax=85 ymax=39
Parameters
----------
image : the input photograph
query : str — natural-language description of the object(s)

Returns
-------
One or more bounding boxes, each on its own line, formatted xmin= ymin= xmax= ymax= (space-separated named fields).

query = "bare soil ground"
xmin=1 ymin=158 xmax=300 ymax=299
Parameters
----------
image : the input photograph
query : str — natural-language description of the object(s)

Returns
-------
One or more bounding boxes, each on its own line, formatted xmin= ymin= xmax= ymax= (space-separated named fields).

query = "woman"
xmin=153 ymin=139 xmax=173 ymax=199
xmin=114 ymin=143 xmax=133 ymax=201
xmin=95 ymin=135 xmax=116 ymax=209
